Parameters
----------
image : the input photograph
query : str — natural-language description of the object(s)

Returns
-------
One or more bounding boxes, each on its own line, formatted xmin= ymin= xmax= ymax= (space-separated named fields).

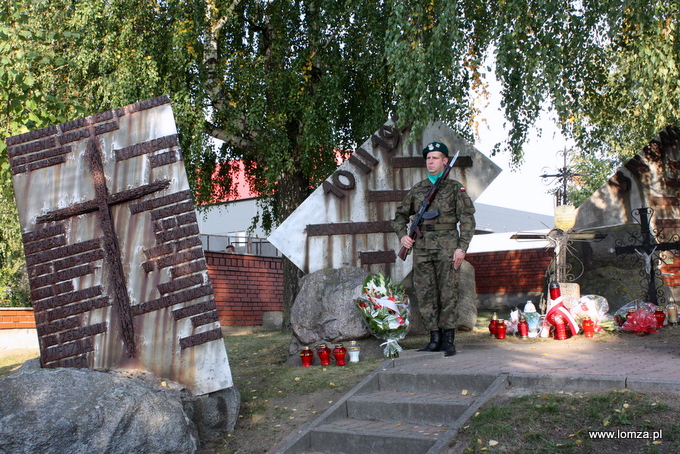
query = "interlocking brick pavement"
xmin=395 ymin=331 xmax=680 ymax=391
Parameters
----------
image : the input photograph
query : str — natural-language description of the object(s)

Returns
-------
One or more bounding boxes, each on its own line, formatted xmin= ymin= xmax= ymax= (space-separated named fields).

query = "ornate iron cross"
xmin=614 ymin=206 xmax=680 ymax=305
xmin=36 ymin=131 xmax=170 ymax=357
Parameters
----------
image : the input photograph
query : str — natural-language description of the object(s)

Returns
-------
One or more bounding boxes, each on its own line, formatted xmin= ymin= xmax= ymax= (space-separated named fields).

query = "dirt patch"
xmin=215 ymin=387 xmax=344 ymax=454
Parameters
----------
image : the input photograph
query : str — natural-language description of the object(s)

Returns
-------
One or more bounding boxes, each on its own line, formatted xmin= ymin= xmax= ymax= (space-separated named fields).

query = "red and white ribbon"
xmin=546 ymin=296 xmax=580 ymax=334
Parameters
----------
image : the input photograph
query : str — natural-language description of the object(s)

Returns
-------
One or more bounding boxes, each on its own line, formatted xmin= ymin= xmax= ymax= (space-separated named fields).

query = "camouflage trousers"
xmin=413 ymin=247 xmax=460 ymax=331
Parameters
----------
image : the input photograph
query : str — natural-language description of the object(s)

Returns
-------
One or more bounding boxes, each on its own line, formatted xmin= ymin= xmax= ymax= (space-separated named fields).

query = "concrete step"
xmin=309 ymin=418 xmax=447 ymax=454
xmin=268 ymin=355 xmax=509 ymax=454
xmin=347 ymin=390 xmax=474 ymax=426
xmin=377 ymin=369 xmax=498 ymax=395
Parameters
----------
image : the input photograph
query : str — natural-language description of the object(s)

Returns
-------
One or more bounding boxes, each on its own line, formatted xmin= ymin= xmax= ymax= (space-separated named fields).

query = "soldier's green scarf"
xmin=428 ymin=171 xmax=444 ymax=185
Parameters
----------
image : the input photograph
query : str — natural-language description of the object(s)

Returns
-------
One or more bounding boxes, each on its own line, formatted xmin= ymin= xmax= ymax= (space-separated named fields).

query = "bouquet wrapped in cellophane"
xmin=355 ymin=273 xmax=410 ymax=358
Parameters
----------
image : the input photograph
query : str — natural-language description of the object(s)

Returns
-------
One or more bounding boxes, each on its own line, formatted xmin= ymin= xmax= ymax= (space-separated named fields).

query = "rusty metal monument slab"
xmin=7 ymin=95 xmax=232 ymax=395
xmin=268 ymin=120 xmax=501 ymax=284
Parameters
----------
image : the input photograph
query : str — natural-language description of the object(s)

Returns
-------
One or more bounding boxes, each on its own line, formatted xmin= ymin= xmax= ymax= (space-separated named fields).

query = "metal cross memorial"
xmin=7 ymin=96 xmax=232 ymax=395
xmin=614 ymin=206 xmax=680 ymax=305
xmin=511 ymin=229 xmax=606 ymax=284
xmin=538 ymin=148 xmax=585 ymax=207
xmin=512 ymin=149 xmax=605 ymax=286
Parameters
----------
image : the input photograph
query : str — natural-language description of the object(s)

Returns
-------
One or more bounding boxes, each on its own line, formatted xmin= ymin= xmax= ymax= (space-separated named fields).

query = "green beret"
xmin=422 ymin=141 xmax=449 ymax=158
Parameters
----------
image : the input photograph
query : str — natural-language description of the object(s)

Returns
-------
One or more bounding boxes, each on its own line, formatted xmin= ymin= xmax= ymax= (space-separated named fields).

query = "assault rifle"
xmin=397 ymin=150 xmax=459 ymax=261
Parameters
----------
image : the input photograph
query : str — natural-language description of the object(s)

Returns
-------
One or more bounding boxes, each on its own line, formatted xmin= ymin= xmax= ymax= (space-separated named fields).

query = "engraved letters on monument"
xmin=268 ymin=120 xmax=501 ymax=284
xmin=7 ymin=96 xmax=232 ymax=395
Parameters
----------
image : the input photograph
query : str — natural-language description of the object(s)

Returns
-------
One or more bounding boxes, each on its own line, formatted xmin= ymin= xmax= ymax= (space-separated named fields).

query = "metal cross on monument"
xmin=539 ymin=148 xmax=585 ymax=207
xmin=511 ymin=229 xmax=605 ymax=284
xmin=614 ymin=206 xmax=680 ymax=305
xmin=35 ymin=132 xmax=171 ymax=357
xmin=512 ymin=149 xmax=605 ymax=285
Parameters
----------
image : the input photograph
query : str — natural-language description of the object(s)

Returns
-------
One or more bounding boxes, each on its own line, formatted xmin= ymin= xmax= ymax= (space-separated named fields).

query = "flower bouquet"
xmin=621 ymin=307 xmax=659 ymax=336
xmin=355 ymin=273 xmax=410 ymax=358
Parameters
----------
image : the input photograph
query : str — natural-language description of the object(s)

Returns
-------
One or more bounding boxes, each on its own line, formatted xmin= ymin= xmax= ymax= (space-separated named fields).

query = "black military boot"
xmin=418 ymin=330 xmax=442 ymax=352
xmin=440 ymin=329 xmax=456 ymax=357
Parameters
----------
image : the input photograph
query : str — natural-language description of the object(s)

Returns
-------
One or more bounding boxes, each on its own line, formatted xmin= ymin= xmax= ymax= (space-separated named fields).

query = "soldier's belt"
xmin=424 ymin=223 xmax=457 ymax=231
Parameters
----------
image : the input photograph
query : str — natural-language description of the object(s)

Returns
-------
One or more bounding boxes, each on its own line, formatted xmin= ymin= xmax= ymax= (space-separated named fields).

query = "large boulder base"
xmin=0 ymin=365 xmax=240 ymax=454
xmin=291 ymin=266 xmax=371 ymax=346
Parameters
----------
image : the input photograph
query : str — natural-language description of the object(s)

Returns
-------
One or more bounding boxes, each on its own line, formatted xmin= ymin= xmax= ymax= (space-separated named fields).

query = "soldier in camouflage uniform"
xmin=392 ymin=141 xmax=476 ymax=356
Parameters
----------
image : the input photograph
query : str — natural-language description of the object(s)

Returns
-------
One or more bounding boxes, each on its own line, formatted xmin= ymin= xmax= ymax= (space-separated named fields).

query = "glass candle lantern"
xmin=495 ymin=319 xmax=507 ymax=339
xmin=654 ymin=306 xmax=666 ymax=329
xmin=581 ymin=318 xmax=595 ymax=338
xmin=347 ymin=340 xmax=360 ymax=363
xmin=517 ymin=315 xmax=529 ymax=339
xmin=332 ymin=343 xmax=347 ymax=366
xmin=667 ymin=303 xmax=678 ymax=326
xmin=489 ymin=312 xmax=498 ymax=337
xmin=300 ymin=346 xmax=313 ymax=367
xmin=549 ymin=281 xmax=561 ymax=301
xmin=553 ymin=314 xmax=568 ymax=340
xmin=316 ymin=344 xmax=331 ymax=366
xmin=554 ymin=323 xmax=568 ymax=340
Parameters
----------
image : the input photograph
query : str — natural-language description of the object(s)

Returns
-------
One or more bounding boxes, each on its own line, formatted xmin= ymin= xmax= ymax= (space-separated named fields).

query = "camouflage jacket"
xmin=392 ymin=178 xmax=476 ymax=252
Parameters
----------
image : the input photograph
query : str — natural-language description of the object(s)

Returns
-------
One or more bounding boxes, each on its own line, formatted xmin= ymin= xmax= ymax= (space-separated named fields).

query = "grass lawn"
xmin=457 ymin=389 xmax=680 ymax=453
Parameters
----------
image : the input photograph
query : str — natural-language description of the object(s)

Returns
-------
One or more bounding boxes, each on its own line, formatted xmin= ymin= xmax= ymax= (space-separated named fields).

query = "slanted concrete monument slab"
xmin=268 ymin=120 xmax=501 ymax=284
xmin=572 ymin=125 xmax=680 ymax=308
xmin=7 ymin=95 xmax=232 ymax=395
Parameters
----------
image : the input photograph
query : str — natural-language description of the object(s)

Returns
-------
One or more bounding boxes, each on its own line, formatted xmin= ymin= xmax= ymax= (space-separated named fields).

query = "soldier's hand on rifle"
xmin=400 ymin=235 xmax=415 ymax=249
xmin=453 ymin=248 xmax=465 ymax=270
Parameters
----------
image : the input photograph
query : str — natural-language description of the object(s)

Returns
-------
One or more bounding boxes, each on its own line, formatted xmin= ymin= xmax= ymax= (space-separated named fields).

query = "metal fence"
xmin=200 ymin=234 xmax=281 ymax=257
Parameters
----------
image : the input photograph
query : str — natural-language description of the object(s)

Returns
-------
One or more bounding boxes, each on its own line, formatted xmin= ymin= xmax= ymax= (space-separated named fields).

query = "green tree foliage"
xmin=494 ymin=0 xmax=680 ymax=169
xmin=569 ymin=151 xmax=627 ymax=207
xmin=0 ymin=2 xmax=84 ymax=306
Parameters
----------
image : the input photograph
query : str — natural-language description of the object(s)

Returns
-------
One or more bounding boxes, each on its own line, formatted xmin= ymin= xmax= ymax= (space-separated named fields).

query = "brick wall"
xmin=0 ymin=308 xmax=36 ymax=329
xmin=660 ymin=262 xmax=680 ymax=288
xmin=205 ymin=251 xmax=284 ymax=326
xmin=467 ymin=248 xmax=555 ymax=294
xmin=0 ymin=249 xmax=552 ymax=330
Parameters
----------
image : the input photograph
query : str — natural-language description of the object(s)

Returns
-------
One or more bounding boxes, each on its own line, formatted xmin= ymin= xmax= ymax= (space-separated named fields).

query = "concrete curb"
xmin=626 ymin=377 xmax=680 ymax=393
xmin=459 ymin=341 xmax=680 ymax=352
xmin=507 ymin=373 xmax=626 ymax=392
